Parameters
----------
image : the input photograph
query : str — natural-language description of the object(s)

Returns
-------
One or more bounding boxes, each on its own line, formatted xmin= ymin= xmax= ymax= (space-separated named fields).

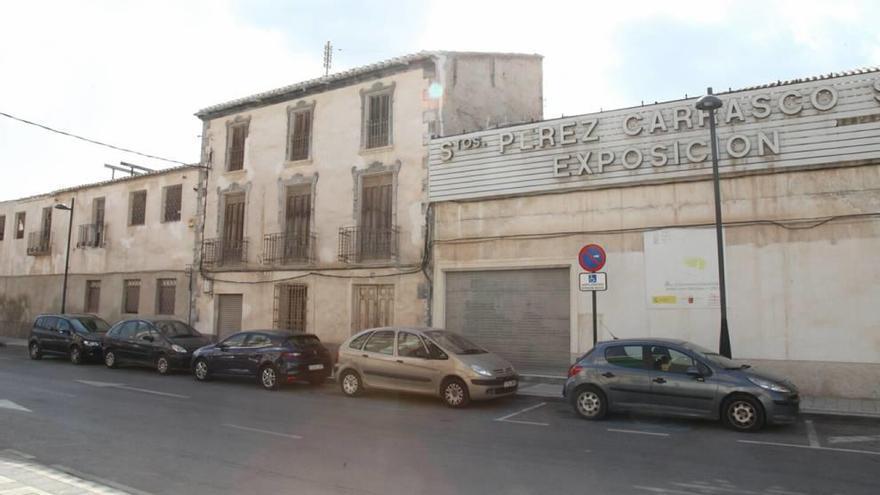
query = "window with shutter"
xmin=227 ymin=123 xmax=247 ymax=171
xmin=289 ymin=109 xmax=312 ymax=161
xmin=85 ymin=280 xmax=101 ymax=313
xmin=284 ymin=187 xmax=311 ymax=261
xmin=359 ymin=174 xmax=393 ymax=259
xmin=352 ymin=285 xmax=394 ymax=332
xmin=222 ymin=193 xmax=246 ymax=262
xmin=123 ymin=279 xmax=141 ymax=314
xmin=365 ymin=91 xmax=391 ymax=149
xmin=156 ymin=279 xmax=176 ymax=315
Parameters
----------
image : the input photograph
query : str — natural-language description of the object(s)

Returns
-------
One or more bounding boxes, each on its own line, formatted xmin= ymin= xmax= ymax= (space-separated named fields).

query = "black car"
xmin=191 ymin=330 xmax=332 ymax=390
xmin=102 ymin=317 xmax=209 ymax=374
xmin=28 ymin=314 xmax=111 ymax=364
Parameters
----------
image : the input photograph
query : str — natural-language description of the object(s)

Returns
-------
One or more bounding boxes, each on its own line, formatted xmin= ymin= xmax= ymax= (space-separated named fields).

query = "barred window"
xmin=129 ymin=190 xmax=147 ymax=226
xmin=163 ymin=185 xmax=182 ymax=222
xmin=227 ymin=123 xmax=248 ymax=171
xmin=123 ymin=279 xmax=141 ymax=314
xmin=365 ymin=92 xmax=391 ymax=149
xmin=274 ymin=283 xmax=307 ymax=332
xmin=85 ymin=280 xmax=101 ymax=313
xmin=0 ymin=215 xmax=5 ymax=241
xmin=156 ymin=278 xmax=176 ymax=315
xmin=15 ymin=212 xmax=25 ymax=239
xmin=288 ymin=109 xmax=312 ymax=161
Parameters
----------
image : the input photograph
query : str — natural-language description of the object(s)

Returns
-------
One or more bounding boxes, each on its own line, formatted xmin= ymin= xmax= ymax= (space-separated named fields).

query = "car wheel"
xmin=156 ymin=355 xmax=171 ymax=375
xmin=441 ymin=377 xmax=470 ymax=408
xmin=104 ymin=350 xmax=118 ymax=369
xmin=28 ymin=341 xmax=42 ymax=360
xmin=259 ymin=365 xmax=280 ymax=391
xmin=193 ymin=359 xmax=210 ymax=381
xmin=69 ymin=345 xmax=83 ymax=365
xmin=339 ymin=370 xmax=363 ymax=397
xmin=573 ymin=385 xmax=607 ymax=420
xmin=723 ymin=395 xmax=765 ymax=432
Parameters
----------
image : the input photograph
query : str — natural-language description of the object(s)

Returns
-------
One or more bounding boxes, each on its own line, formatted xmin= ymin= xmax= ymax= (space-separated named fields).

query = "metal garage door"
xmin=217 ymin=294 xmax=243 ymax=339
xmin=445 ymin=268 xmax=570 ymax=374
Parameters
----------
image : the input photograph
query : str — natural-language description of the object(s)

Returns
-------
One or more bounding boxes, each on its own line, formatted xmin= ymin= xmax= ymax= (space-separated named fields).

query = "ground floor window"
xmin=352 ymin=284 xmax=394 ymax=332
xmin=85 ymin=280 xmax=100 ymax=313
xmin=274 ymin=283 xmax=307 ymax=332
xmin=123 ymin=279 xmax=141 ymax=314
xmin=156 ymin=278 xmax=176 ymax=315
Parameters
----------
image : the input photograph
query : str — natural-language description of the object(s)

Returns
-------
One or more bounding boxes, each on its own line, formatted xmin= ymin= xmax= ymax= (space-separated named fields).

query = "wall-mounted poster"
xmin=644 ymin=228 xmax=721 ymax=308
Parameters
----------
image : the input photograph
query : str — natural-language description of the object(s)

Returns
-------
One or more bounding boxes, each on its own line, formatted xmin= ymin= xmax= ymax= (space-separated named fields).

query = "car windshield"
xmin=154 ymin=320 xmax=201 ymax=338
xmin=683 ymin=342 xmax=747 ymax=369
xmin=71 ymin=317 xmax=110 ymax=334
xmin=423 ymin=330 xmax=486 ymax=355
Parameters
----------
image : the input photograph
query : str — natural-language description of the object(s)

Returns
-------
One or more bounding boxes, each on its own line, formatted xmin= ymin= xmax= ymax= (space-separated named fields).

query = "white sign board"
xmin=428 ymin=71 xmax=880 ymax=202
xmin=579 ymin=272 xmax=607 ymax=292
xmin=643 ymin=229 xmax=719 ymax=308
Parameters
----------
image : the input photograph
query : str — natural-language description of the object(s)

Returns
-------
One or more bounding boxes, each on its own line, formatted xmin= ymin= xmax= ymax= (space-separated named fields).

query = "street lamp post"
xmin=54 ymin=198 xmax=75 ymax=314
xmin=695 ymin=88 xmax=732 ymax=359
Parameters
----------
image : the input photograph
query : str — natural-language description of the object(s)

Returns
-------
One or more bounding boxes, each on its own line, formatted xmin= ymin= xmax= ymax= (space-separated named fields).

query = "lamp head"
xmin=695 ymin=94 xmax=723 ymax=111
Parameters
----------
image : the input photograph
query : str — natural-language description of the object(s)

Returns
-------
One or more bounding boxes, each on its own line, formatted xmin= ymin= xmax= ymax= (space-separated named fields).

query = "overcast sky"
xmin=1 ymin=0 xmax=878 ymax=201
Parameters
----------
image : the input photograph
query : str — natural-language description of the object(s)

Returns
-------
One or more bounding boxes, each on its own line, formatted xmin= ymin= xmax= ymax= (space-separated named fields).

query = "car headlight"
xmin=171 ymin=344 xmax=188 ymax=354
xmin=748 ymin=376 xmax=791 ymax=393
xmin=470 ymin=364 xmax=493 ymax=377
xmin=83 ymin=340 xmax=100 ymax=347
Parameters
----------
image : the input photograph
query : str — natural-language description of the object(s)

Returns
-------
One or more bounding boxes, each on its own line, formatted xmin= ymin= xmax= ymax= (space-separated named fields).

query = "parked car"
xmin=191 ymin=330 xmax=332 ymax=390
xmin=102 ymin=317 xmax=209 ymax=374
xmin=335 ymin=327 xmax=518 ymax=408
xmin=28 ymin=314 xmax=110 ymax=364
xmin=562 ymin=338 xmax=800 ymax=431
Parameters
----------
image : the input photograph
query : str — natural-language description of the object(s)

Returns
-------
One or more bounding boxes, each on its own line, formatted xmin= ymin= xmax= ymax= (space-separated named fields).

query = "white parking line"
xmin=607 ymin=428 xmax=670 ymax=437
xmin=75 ymin=380 xmax=189 ymax=399
xmin=221 ymin=423 xmax=303 ymax=440
xmin=738 ymin=439 xmax=880 ymax=456
xmin=494 ymin=402 xmax=549 ymax=426
xmin=804 ymin=419 xmax=820 ymax=447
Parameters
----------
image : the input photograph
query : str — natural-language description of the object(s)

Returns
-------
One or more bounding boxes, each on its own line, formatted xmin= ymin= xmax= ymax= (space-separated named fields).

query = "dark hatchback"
xmin=102 ymin=317 xmax=209 ymax=374
xmin=192 ymin=331 xmax=332 ymax=390
xmin=28 ymin=314 xmax=111 ymax=364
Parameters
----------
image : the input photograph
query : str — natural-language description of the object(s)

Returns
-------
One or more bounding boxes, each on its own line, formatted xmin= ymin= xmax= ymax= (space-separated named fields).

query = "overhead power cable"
xmin=0 ymin=110 xmax=187 ymax=165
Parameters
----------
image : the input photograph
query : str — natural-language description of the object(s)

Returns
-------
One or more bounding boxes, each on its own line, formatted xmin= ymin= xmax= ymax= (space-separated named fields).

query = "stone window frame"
xmin=224 ymin=115 xmax=251 ymax=172
xmin=351 ymin=160 xmax=401 ymax=230
xmin=215 ymin=182 xmax=251 ymax=240
xmin=276 ymin=173 xmax=318 ymax=235
xmin=286 ymin=100 xmax=316 ymax=163
xmin=360 ymin=81 xmax=396 ymax=151
xmin=161 ymin=184 xmax=183 ymax=223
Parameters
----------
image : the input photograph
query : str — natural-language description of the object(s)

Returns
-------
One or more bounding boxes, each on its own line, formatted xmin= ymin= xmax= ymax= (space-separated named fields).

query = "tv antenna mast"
xmin=322 ymin=41 xmax=333 ymax=76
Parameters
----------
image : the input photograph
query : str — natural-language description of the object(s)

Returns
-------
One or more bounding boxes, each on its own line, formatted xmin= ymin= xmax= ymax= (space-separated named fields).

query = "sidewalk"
xmin=0 ymin=337 xmax=27 ymax=347
xmin=0 ymin=454 xmax=137 ymax=494
xmin=516 ymin=375 xmax=880 ymax=419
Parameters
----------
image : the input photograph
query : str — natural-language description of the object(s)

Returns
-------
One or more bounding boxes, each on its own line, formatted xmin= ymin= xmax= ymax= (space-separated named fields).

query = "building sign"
xmin=428 ymin=71 xmax=880 ymax=202
xmin=643 ymin=229 xmax=719 ymax=308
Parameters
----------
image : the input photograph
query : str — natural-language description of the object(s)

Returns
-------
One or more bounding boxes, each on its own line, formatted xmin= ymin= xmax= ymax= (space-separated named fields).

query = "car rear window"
xmin=72 ymin=317 xmax=110 ymax=334
xmin=286 ymin=335 xmax=321 ymax=348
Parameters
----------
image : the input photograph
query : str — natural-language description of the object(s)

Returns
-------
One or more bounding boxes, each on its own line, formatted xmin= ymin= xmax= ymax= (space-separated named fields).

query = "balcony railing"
xmin=77 ymin=223 xmax=107 ymax=248
xmin=27 ymin=231 xmax=51 ymax=256
xmin=365 ymin=119 xmax=390 ymax=149
xmin=338 ymin=226 xmax=399 ymax=264
xmin=262 ymin=232 xmax=315 ymax=266
xmin=202 ymin=238 xmax=248 ymax=267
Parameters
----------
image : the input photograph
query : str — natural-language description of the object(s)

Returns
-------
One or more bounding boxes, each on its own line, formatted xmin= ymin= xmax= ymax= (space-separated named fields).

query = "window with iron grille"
xmin=364 ymin=91 xmax=391 ymax=149
xmin=156 ymin=278 xmax=176 ymax=315
xmin=274 ymin=284 xmax=307 ymax=332
xmin=129 ymin=190 xmax=147 ymax=226
xmin=123 ymin=279 xmax=141 ymax=314
xmin=163 ymin=185 xmax=182 ymax=222
xmin=85 ymin=280 xmax=100 ymax=313
xmin=288 ymin=108 xmax=312 ymax=161
xmin=0 ymin=215 xmax=5 ymax=241
xmin=14 ymin=212 xmax=25 ymax=239
xmin=227 ymin=122 xmax=248 ymax=171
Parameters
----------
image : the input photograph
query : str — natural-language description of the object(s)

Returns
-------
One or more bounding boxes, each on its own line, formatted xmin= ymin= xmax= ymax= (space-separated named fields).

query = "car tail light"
xmin=568 ymin=364 xmax=583 ymax=378
xmin=282 ymin=352 xmax=302 ymax=360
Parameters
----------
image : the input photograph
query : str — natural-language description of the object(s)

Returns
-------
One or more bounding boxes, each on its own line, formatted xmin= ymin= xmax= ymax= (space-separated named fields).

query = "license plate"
xmin=308 ymin=364 xmax=324 ymax=371
xmin=503 ymin=380 xmax=517 ymax=388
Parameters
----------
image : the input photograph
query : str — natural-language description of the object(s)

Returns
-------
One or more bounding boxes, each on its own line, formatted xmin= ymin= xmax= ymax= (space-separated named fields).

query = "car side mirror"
xmin=140 ymin=335 xmax=154 ymax=342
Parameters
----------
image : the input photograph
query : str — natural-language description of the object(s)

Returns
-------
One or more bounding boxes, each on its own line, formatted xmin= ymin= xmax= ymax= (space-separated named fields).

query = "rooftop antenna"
xmin=322 ymin=41 xmax=333 ymax=76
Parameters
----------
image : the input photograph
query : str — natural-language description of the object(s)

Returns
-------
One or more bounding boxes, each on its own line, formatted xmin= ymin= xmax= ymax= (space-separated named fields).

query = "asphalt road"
xmin=1 ymin=345 xmax=879 ymax=495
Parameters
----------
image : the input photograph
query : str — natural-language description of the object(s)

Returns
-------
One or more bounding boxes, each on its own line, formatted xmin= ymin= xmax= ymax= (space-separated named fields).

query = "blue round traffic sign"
xmin=578 ymin=244 xmax=606 ymax=272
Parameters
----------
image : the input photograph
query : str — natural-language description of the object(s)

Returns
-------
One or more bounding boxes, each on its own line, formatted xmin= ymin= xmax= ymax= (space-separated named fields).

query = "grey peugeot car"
xmin=562 ymin=338 xmax=799 ymax=431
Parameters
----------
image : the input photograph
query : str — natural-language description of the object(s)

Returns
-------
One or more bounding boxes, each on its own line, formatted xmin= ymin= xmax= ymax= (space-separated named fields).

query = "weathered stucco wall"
xmin=432 ymin=165 xmax=880 ymax=398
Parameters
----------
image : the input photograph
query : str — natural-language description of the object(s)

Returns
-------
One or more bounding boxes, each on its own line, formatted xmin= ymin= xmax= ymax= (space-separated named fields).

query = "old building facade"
xmin=0 ymin=166 xmax=201 ymax=336
xmin=427 ymin=68 xmax=880 ymax=398
xmin=190 ymin=51 xmax=543 ymax=344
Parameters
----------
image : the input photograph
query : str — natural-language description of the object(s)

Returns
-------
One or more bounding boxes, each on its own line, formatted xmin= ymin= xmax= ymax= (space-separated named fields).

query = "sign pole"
xmin=592 ymin=291 xmax=597 ymax=346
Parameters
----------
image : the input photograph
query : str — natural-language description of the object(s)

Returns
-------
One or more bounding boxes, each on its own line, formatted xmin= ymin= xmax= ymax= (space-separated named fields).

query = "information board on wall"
xmin=643 ymin=229 xmax=720 ymax=308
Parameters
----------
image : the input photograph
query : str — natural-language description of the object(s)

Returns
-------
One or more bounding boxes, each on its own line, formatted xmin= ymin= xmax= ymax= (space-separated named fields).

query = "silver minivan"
xmin=335 ymin=327 xmax=519 ymax=408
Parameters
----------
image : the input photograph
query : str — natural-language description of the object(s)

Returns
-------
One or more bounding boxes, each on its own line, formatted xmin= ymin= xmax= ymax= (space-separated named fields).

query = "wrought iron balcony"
xmin=202 ymin=238 xmax=248 ymax=267
xmin=27 ymin=231 xmax=51 ymax=256
xmin=77 ymin=223 xmax=107 ymax=248
xmin=337 ymin=226 xmax=399 ymax=264
xmin=262 ymin=232 xmax=315 ymax=266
